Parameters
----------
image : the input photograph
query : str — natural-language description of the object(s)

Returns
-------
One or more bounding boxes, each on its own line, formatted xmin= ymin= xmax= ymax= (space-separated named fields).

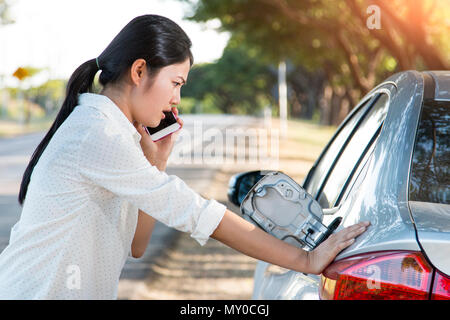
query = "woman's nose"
xmin=170 ymin=90 xmax=181 ymax=106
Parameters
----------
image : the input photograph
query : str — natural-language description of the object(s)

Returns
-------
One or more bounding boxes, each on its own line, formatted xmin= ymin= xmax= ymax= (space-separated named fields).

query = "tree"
xmin=180 ymin=0 xmax=449 ymax=124
xmin=26 ymin=79 xmax=66 ymax=114
xmin=0 ymin=0 xmax=14 ymax=25
xmin=11 ymin=66 xmax=47 ymax=124
xmin=182 ymin=40 xmax=276 ymax=114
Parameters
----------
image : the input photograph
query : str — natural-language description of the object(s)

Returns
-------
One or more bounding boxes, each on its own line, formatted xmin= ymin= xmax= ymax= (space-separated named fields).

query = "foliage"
xmin=182 ymin=40 xmax=276 ymax=114
xmin=178 ymin=0 xmax=449 ymax=123
xmin=185 ymin=0 xmax=449 ymax=92
xmin=5 ymin=79 xmax=66 ymax=117
xmin=25 ymin=79 xmax=66 ymax=114
xmin=0 ymin=0 xmax=14 ymax=25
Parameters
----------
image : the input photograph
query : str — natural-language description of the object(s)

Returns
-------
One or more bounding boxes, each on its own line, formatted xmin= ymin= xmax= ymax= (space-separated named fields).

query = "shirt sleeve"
xmin=77 ymin=125 xmax=226 ymax=246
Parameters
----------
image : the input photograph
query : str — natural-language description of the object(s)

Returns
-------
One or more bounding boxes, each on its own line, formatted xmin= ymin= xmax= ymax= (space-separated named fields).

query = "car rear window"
xmin=409 ymin=100 xmax=449 ymax=204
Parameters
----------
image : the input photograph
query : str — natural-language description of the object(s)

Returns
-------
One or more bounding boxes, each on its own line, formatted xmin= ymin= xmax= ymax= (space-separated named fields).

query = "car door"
xmin=253 ymin=87 xmax=393 ymax=300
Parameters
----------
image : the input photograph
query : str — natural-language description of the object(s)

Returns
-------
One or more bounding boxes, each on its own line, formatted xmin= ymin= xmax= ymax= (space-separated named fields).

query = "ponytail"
xmin=18 ymin=59 xmax=99 ymax=205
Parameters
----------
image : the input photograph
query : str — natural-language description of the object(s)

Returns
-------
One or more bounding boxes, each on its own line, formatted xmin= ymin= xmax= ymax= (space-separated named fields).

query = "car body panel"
xmin=411 ymin=200 xmax=450 ymax=275
xmin=416 ymin=233 xmax=450 ymax=276
xmin=251 ymin=71 xmax=450 ymax=299
xmin=335 ymin=71 xmax=424 ymax=259
xmin=252 ymin=261 xmax=321 ymax=300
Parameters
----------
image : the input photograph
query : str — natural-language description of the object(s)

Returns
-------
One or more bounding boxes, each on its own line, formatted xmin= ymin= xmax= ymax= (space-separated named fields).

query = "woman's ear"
xmin=130 ymin=59 xmax=147 ymax=86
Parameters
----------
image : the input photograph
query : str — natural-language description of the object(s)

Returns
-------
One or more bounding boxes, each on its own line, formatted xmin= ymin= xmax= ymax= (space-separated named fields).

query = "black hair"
xmin=18 ymin=14 xmax=194 ymax=206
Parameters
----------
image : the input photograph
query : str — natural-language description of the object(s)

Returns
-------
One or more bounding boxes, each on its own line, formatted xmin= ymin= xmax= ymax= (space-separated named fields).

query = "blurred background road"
xmin=0 ymin=132 xmax=44 ymax=249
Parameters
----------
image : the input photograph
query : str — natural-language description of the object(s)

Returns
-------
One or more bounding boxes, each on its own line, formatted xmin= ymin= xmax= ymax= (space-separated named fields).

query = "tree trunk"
xmin=330 ymin=87 xmax=344 ymax=126
xmin=320 ymin=84 xmax=333 ymax=125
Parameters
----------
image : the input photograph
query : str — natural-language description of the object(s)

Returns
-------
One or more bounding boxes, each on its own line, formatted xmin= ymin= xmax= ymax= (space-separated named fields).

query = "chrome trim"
xmin=372 ymin=80 xmax=398 ymax=92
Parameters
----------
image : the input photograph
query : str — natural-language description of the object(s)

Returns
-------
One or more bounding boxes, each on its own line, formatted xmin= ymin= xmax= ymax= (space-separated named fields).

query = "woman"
xmin=0 ymin=15 xmax=369 ymax=299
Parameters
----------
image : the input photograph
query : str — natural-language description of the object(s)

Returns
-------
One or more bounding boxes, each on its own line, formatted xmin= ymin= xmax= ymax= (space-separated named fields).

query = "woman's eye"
xmin=173 ymin=82 xmax=181 ymax=87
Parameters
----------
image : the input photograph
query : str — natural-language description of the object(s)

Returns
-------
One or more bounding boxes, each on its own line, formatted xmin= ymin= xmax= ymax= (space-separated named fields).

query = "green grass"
xmin=287 ymin=118 xmax=337 ymax=147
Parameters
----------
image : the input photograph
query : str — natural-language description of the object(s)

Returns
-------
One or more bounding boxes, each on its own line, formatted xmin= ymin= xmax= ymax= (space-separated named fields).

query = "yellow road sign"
xmin=13 ymin=67 xmax=29 ymax=81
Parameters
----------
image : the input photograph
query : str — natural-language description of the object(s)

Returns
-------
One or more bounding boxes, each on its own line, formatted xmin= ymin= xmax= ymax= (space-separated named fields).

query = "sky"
xmin=0 ymin=0 xmax=230 ymax=87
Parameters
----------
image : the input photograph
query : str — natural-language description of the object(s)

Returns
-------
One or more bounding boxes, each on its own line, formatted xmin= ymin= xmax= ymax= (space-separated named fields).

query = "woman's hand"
xmin=210 ymin=209 xmax=370 ymax=276
xmin=306 ymin=221 xmax=370 ymax=275
xmin=133 ymin=106 xmax=183 ymax=171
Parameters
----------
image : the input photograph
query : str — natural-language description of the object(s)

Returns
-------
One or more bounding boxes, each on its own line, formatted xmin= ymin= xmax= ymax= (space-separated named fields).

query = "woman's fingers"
xmin=133 ymin=121 xmax=148 ymax=136
xmin=171 ymin=106 xmax=183 ymax=128
xmin=309 ymin=221 xmax=370 ymax=274
xmin=339 ymin=238 xmax=356 ymax=250
xmin=336 ymin=221 xmax=370 ymax=244
xmin=344 ymin=227 xmax=365 ymax=240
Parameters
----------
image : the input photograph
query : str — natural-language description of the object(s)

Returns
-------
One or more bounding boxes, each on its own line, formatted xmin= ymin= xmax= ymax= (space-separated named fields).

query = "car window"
xmin=304 ymin=96 xmax=373 ymax=197
xmin=317 ymin=93 xmax=389 ymax=208
xmin=409 ymin=100 xmax=449 ymax=204
xmin=340 ymin=136 xmax=377 ymax=204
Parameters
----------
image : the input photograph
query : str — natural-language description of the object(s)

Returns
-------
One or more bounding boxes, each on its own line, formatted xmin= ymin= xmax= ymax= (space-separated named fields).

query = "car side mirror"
xmin=227 ymin=171 xmax=266 ymax=207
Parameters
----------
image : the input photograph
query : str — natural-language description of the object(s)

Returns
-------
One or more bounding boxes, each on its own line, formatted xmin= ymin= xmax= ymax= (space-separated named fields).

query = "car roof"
xmin=423 ymin=71 xmax=450 ymax=101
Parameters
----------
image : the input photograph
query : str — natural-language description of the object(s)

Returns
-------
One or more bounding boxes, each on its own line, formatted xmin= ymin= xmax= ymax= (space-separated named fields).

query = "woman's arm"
xmin=131 ymin=209 xmax=157 ymax=258
xmin=131 ymin=114 xmax=368 ymax=269
xmin=211 ymin=209 xmax=369 ymax=275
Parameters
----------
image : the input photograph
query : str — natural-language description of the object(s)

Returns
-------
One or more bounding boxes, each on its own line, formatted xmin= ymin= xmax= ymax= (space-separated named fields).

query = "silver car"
xmin=228 ymin=70 xmax=449 ymax=300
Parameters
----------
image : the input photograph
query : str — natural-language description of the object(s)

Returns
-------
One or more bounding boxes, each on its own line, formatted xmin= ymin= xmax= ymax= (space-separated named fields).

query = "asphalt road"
xmin=0 ymin=114 xmax=260 ymax=286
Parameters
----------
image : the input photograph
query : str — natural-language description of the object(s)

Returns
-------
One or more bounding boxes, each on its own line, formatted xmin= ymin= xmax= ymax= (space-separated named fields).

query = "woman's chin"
xmin=148 ymin=119 xmax=161 ymax=128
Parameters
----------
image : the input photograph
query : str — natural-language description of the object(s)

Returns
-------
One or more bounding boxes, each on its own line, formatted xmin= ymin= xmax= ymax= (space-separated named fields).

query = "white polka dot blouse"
xmin=0 ymin=93 xmax=226 ymax=299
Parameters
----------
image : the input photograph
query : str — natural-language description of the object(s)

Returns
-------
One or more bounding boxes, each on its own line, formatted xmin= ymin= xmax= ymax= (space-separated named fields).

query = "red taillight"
xmin=431 ymin=270 xmax=450 ymax=300
xmin=320 ymin=251 xmax=433 ymax=300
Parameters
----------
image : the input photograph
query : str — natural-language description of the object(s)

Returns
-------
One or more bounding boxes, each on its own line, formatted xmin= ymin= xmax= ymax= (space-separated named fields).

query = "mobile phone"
xmin=146 ymin=111 xmax=181 ymax=141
